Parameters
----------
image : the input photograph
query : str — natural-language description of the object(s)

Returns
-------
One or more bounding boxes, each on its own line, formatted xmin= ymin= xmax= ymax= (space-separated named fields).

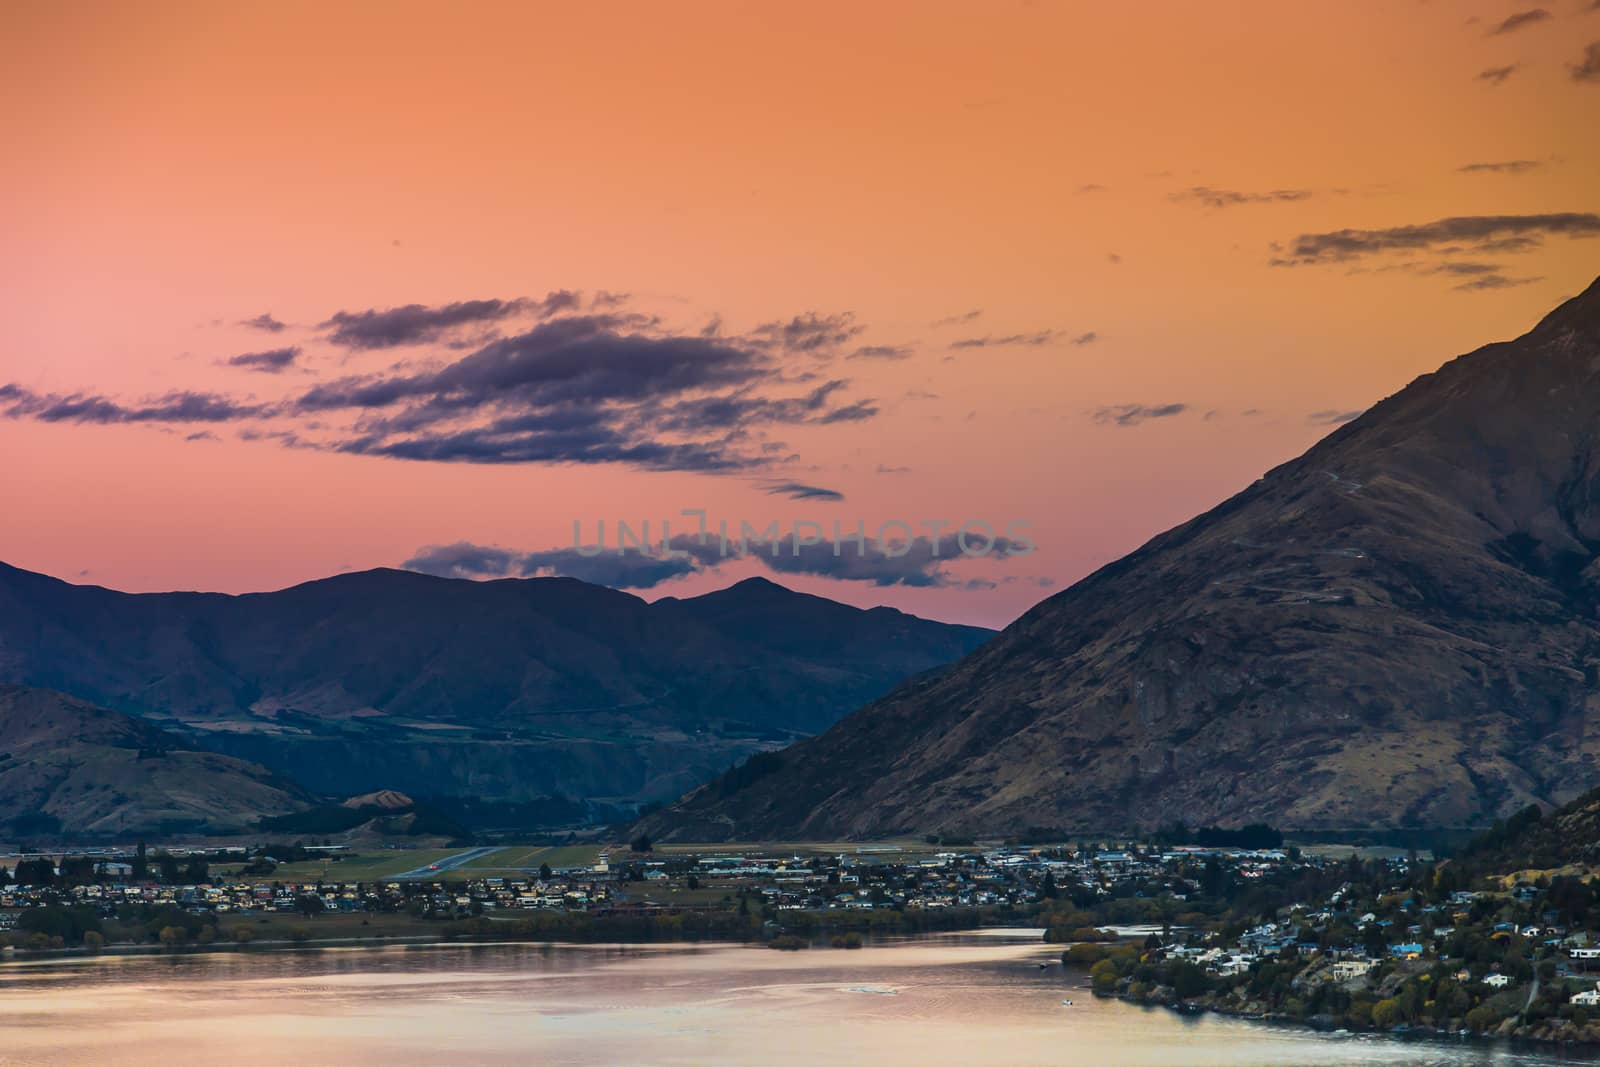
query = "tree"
xmin=59 ymin=855 xmax=97 ymax=886
xmin=132 ymin=841 xmax=148 ymax=881
xmin=158 ymin=925 xmax=186 ymax=947
xmin=294 ymin=894 xmax=327 ymax=918
xmin=14 ymin=857 xmax=55 ymax=887
xmin=539 ymin=863 xmax=553 ymax=881
xmin=156 ymin=852 xmax=179 ymax=883
xmin=1089 ymin=958 xmax=1119 ymax=993
xmin=630 ymin=834 xmax=653 ymax=853
xmin=1371 ymin=998 xmax=1401 ymax=1029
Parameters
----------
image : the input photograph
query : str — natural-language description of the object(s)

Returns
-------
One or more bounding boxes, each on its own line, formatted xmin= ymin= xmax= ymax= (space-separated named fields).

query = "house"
xmin=1330 ymin=960 xmax=1374 ymax=980
xmin=1484 ymin=974 xmax=1512 ymax=988
xmin=1389 ymin=943 xmax=1424 ymax=960
xmin=1573 ymin=989 xmax=1600 ymax=1007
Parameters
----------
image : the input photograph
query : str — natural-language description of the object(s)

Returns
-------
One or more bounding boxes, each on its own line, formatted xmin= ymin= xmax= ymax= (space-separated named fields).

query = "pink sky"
xmin=2 ymin=1 xmax=1597 ymax=627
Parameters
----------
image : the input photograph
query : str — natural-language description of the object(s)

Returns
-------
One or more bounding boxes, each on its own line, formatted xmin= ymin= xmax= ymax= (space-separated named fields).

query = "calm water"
xmin=0 ymin=929 xmax=1591 ymax=1066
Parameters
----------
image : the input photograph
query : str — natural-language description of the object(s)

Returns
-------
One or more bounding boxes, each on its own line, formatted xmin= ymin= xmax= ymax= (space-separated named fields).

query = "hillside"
xmin=642 ymin=276 xmax=1600 ymax=840
xmin=0 ymin=567 xmax=991 ymax=807
xmin=0 ymin=685 xmax=310 ymax=835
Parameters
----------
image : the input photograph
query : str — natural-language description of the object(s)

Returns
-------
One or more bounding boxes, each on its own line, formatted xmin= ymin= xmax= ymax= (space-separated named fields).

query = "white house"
xmin=1484 ymin=974 xmax=1512 ymax=988
xmin=1573 ymin=989 xmax=1600 ymax=1007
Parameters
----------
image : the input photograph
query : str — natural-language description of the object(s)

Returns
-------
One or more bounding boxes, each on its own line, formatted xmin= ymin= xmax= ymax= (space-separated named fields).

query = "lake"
xmin=0 ymin=929 xmax=1591 ymax=1066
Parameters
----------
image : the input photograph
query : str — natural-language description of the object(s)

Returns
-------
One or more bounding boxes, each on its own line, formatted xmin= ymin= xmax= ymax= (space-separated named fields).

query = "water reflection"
xmin=0 ymin=931 xmax=1592 ymax=1066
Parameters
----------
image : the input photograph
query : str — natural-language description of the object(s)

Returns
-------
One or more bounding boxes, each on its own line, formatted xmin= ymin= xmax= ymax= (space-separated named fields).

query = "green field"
xmin=459 ymin=845 xmax=604 ymax=875
xmin=222 ymin=848 xmax=463 ymax=884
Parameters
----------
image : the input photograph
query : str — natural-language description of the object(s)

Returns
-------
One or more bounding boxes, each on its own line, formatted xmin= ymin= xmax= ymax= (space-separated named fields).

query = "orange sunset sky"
xmin=2 ymin=1 xmax=1598 ymax=627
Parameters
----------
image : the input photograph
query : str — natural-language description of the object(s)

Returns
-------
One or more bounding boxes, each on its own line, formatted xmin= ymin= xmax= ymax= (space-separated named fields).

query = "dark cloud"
xmin=239 ymin=313 xmax=287 ymax=332
xmin=405 ymin=527 xmax=1029 ymax=590
xmin=0 ymin=385 xmax=267 ymax=425
xmin=759 ymin=532 xmax=1031 ymax=587
xmin=1574 ymin=41 xmax=1600 ymax=82
xmin=1457 ymin=159 xmax=1542 ymax=174
xmin=763 ymin=481 xmax=845 ymax=502
xmin=1170 ymin=186 xmax=1313 ymax=209
xmin=1308 ymin=409 xmax=1363 ymax=426
xmin=847 ymin=344 xmax=914 ymax=360
xmin=1475 ymin=64 xmax=1519 ymax=85
xmin=319 ymin=293 xmax=578 ymax=349
xmin=590 ymin=290 xmax=630 ymax=309
xmin=7 ymin=296 xmax=883 ymax=475
xmin=1488 ymin=8 xmax=1551 ymax=34
xmin=296 ymin=314 xmax=877 ymax=470
xmin=949 ymin=330 xmax=1057 ymax=349
xmin=929 ymin=310 xmax=982 ymax=328
xmin=1091 ymin=403 xmax=1188 ymax=427
xmin=402 ymin=541 xmax=702 ymax=589
xmin=225 ymin=346 xmax=301 ymax=373
xmin=1071 ymin=332 xmax=1099 ymax=345
xmin=1270 ymin=213 xmax=1600 ymax=266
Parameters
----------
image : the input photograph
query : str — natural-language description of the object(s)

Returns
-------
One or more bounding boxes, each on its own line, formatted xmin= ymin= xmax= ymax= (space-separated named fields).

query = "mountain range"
xmin=641 ymin=275 xmax=1600 ymax=841
xmin=0 ymin=565 xmax=992 ymax=815
xmin=0 ymin=685 xmax=309 ymax=835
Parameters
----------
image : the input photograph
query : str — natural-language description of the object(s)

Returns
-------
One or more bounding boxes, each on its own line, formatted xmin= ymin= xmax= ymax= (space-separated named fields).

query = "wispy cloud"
xmin=949 ymin=330 xmax=1057 ymax=349
xmin=929 ymin=309 xmax=983 ymax=328
xmin=1170 ymin=186 xmax=1313 ymax=209
xmin=1487 ymin=8 xmax=1551 ymax=35
xmin=0 ymin=385 xmax=267 ymax=424
xmin=1453 ymin=273 xmax=1543 ymax=291
xmin=1091 ymin=402 xmax=1188 ymax=426
xmin=1457 ymin=159 xmax=1542 ymax=174
xmin=1475 ymin=64 xmax=1519 ymax=85
xmin=1573 ymin=41 xmax=1600 ymax=82
xmin=847 ymin=344 xmax=914 ymax=361
xmin=763 ymin=481 xmax=845 ymax=502
xmin=320 ymin=293 xmax=580 ymax=350
xmin=1308 ymin=409 xmax=1363 ymax=426
xmin=239 ymin=313 xmax=287 ymax=332
xmin=750 ymin=311 xmax=864 ymax=354
xmin=224 ymin=347 xmax=301 ymax=374
xmin=1270 ymin=213 xmax=1600 ymax=266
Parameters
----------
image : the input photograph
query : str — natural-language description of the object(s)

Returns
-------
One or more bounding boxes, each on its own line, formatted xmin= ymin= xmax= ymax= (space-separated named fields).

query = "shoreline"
xmin=0 ymin=921 xmax=1016 ymax=967
xmin=1099 ymin=986 xmax=1600 ymax=1055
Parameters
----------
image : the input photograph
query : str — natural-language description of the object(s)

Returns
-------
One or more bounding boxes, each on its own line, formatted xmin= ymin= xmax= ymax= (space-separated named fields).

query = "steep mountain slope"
xmin=0 ymin=567 xmax=991 ymax=806
xmin=0 ymin=685 xmax=310 ymax=835
xmin=642 ymin=277 xmax=1600 ymax=840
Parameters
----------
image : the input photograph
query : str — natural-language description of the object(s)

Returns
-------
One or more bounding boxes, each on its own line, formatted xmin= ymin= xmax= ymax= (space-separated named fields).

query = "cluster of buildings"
xmin=0 ymin=840 xmax=1305 ymax=924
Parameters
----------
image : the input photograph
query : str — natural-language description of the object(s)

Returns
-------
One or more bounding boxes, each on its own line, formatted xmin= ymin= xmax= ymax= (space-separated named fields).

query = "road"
xmin=391 ymin=846 xmax=499 ymax=880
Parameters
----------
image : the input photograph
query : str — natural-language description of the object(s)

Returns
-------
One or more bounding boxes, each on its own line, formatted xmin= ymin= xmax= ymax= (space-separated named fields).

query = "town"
xmin=8 ymin=828 xmax=1600 ymax=1044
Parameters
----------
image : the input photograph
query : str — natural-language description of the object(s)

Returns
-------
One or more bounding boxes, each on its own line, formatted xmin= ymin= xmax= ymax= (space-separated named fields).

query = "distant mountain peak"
xmin=1533 ymin=274 xmax=1600 ymax=337
xmin=642 ymin=281 xmax=1600 ymax=842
